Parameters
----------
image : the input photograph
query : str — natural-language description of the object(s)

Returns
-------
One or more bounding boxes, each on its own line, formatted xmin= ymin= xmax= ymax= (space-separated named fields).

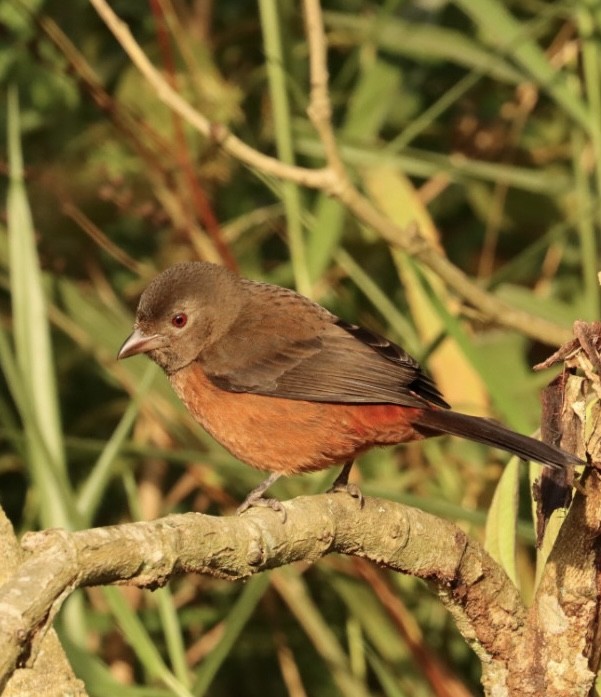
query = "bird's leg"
xmin=237 ymin=471 xmax=287 ymax=521
xmin=327 ymin=461 xmax=364 ymax=507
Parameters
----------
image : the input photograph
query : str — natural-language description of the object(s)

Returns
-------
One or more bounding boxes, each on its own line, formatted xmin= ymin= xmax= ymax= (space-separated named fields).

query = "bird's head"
xmin=118 ymin=262 xmax=243 ymax=374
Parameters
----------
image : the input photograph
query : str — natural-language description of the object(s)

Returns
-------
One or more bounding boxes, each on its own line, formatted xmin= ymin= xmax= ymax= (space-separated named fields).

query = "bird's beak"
xmin=118 ymin=328 xmax=166 ymax=359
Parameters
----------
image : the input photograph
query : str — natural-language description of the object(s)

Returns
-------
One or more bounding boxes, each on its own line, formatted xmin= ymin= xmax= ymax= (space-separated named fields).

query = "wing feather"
xmin=201 ymin=283 xmax=448 ymax=409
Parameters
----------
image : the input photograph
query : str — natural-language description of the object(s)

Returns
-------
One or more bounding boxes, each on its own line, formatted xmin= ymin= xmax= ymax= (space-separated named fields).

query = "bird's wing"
xmin=200 ymin=284 xmax=448 ymax=409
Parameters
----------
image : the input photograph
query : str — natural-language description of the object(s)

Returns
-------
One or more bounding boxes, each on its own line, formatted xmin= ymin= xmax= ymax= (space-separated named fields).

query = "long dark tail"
xmin=413 ymin=409 xmax=583 ymax=469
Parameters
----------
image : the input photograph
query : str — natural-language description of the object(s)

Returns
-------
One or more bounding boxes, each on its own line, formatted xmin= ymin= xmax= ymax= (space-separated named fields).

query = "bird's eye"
xmin=171 ymin=313 xmax=188 ymax=329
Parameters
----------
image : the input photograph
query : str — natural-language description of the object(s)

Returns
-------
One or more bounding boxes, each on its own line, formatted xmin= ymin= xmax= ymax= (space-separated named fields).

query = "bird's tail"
xmin=413 ymin=409 xmax=583 ymax=469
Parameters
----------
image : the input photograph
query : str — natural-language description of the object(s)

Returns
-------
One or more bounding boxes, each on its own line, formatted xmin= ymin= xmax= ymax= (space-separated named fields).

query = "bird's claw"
xmin=327 ymin=480 xmax=365 ymax=508
xmin=237 ymin=496 xmax=287 ymax=522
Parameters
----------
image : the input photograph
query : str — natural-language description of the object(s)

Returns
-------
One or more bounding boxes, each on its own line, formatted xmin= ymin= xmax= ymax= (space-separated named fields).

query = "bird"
xmin=118 ymin=261 xmax=583 ymax=517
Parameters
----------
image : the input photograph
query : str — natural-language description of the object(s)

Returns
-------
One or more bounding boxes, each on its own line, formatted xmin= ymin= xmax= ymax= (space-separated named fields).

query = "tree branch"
xmin=0 ymin=509 xmax=87 ymax=696
xmin=0 ymin=494 xmax=522 ymax=687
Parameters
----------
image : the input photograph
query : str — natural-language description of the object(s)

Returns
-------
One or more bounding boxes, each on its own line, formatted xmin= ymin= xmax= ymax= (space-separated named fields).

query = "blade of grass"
xmin=415 ymin=263 xmax=527 ymax=429
xmin=456 ymin=0 xmax=589 ymax=130
xmin=63 ymin=636 xmax=174 ymax=697
xmin=155 ymin=586 xmax=191 ymax=689
xmin=7 ymin=87 xmax=65 ymax=474
xmin=335 ymin=248 xmax=420 ymax=355
xmin=258 ymin=0 xmax=310 ymax=296
xmin=327 ymin=573 xmax=408 ymax=665
xmin=6 ymin=86 xmax=77 ymax=530
xmin=486 ymin=213 xmax=595 ymax=290
xmin=0 ymin=324 xmax=34 ymax=446
xmin=346 ymin=616 xmax=366 ymax=681
xmin=0 ymin=325 xmax=76 ymax=506
xmin=192 ymin=574 xmax=272 ymax=696
xmin=76 ymin=364 xmax=158 ymax=525
xmin=575 ymin=5 xmax=601 ymax=321
xmin=295 ymin=138 xmax=572 ymax=195
xmin=7 ymin=120 xmax=117 ymax=646
xmin=362 ymin=166 xmax=489 ymax=411
xmin=494 ymin=284 xmax=576 ymax=329
xmin=323 ymin=10 xmax=523 ymax=84
xmin=366 ymin=650 xmax=409 ymax=697
xmin=307 ymin=58 xmax=400 ymax=280
xmin=272 ymin=569 xmax=372 ymax=697
xmin=386 ymin=70 xmax=482 ymax=154
xmin=329 ymin=568 xmax=471 ymax=697
xmin=119 ymin=469 xmax=189 ymax=691
xmin=103 ymin=586 xmax=194 ymax=697
xmin=571 ymin=129 xmax=598 ymax=323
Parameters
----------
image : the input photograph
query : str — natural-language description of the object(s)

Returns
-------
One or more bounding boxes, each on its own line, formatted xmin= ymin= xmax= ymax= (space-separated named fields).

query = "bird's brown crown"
xmin=134 ymin=262 xmax=244 ymax=373
xmin=137 ymin=262 xmax=239 ymax=323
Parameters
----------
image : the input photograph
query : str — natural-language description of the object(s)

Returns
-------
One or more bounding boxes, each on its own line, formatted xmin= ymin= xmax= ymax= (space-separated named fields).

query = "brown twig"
xmin=88 ymin=0 xmax=335 ymax=189
xmin=88 ymin=0 xmax=571 ymax=346
xmin=149 ymin=0 xmax=238 ymax=271
xmin=304 ymin=0 xmax=347 ymax=184
xmin=61 ymin=201 xmax=149 ymax=276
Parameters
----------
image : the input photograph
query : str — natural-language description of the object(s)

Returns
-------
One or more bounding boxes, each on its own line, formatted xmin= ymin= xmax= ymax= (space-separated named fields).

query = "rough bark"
xmin=0 ymin=508 xmax=87 ymax=696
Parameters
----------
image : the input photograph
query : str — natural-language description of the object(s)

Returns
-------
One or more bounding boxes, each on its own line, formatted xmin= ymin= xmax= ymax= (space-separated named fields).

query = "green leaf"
xmin=6 ymin=86 xmax=75 ymax=529
xmin=485 ymin=457 xmax=520 ymax=587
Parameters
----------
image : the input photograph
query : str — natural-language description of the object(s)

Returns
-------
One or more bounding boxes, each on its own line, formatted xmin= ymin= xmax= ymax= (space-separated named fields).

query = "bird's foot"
xmin=326 ymin=480 xmax=365 ymax=507
xmin=237 ymin=495 xmax=287 ymax=522
xmin=326 ymin=461 xmax=364 ymax=508
xmin=236 ymin=472 xmax=286 ymax=521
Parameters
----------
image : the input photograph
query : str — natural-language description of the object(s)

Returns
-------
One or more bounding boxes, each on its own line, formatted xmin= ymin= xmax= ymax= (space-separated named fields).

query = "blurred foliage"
xmin=0 ymin=0 xmax=598 ymax=695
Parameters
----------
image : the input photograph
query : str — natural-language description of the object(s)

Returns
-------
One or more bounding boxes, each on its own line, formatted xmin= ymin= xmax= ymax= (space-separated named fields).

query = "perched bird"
xmin=119 ymin=261 xmax=582 ymax=516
